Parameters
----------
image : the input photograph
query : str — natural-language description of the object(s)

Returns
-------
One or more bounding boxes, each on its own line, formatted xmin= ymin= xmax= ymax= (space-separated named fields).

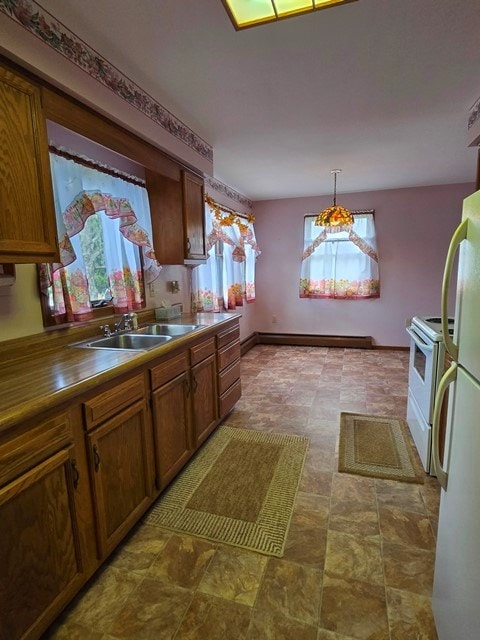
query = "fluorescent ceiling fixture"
xmin=222 ymin=0 xmax=358 ymax=30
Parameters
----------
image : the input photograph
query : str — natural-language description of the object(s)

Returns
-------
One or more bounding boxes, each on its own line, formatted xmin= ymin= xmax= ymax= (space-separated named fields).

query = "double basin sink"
xmin=72 ymin=323 xmax=205 ymax=351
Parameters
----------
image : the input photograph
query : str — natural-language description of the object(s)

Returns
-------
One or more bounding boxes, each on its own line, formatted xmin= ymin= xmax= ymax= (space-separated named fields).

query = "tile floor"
xmin=44 ymin=345 xmax=440 ymax=640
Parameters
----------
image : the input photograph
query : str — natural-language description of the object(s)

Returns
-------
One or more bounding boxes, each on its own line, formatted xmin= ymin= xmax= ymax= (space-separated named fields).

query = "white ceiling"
xmin=42 ymin=0 xmax=480 ymax=200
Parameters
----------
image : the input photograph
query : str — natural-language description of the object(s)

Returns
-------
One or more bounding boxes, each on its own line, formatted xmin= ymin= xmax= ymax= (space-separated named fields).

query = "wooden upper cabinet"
xmin=146 ymin=168 xmax=184 ymax=265
xmin=146 ymin=167 xmax=207 ymax=265
xmin=0 ymin=63 xmax=58 ymax=263
xmin=182 ymin=170 xmax=207 ymax=262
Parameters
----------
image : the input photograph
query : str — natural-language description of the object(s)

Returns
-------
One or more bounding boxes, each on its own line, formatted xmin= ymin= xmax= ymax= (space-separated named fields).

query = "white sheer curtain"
xmin=300 ymin=211 xmax=380 ymax=299
xmin=191 ymin=204 xmax=222 ymax=312
xmin=40 ymin=152 xmax=160 ymax=321
xmin=192 ymin=200 xmax=260 ymax=312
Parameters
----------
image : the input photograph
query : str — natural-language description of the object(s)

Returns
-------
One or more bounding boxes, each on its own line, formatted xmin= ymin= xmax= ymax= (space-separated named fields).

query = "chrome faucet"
xmin=100 ymin=312 xmax=138 ymax=337
xmin=114 ymin=313 xmax=133 ymax=333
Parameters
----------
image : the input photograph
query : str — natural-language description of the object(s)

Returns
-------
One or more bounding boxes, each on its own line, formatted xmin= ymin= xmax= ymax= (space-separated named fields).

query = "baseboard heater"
xmin=256 ymin=332 xmax=373 ymax=349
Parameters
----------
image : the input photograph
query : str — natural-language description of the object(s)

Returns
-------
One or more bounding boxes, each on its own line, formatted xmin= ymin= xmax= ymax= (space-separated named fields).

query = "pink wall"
xmin=252 ymin=183 xmax=475 ymax=347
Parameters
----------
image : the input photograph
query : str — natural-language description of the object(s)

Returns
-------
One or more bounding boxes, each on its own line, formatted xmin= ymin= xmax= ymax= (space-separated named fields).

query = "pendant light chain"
xmin=314 ymin=169 xmax=354 ymax=231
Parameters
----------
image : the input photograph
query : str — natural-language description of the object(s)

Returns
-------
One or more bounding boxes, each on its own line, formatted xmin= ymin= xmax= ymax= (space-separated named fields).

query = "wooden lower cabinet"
xmin=191 ymin=353 xmax=218 ymax=447
xmin=216 ymin=320 xmax=242 ymax=420
xmin=0 ymin=320 xmax=242 ymax=639
xmin=150 ymin=343 xmax=218 ymax=486
xmin=86 ymin=399 xmax=153 ymax=558
xmin=0 ymin=447 xmax=84 ymax=640
xmin=152 ymin=370 xmax=192 ymax=489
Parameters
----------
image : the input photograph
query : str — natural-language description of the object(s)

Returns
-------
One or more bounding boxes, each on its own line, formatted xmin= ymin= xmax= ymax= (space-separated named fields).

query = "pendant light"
xmin=315 ymin=169 xmax=353 ymax=231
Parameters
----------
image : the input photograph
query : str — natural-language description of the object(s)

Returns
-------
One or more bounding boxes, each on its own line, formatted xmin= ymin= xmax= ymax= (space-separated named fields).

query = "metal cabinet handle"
xmin=192 ymin=375 xmax=198 ymax=392
xmin=93 ymin=444 xmax=101 ymax=472
xmin=184 ymin=378 xmax=191 ymax=396
xmin=441 ymin=218 xmax=467 ymax=359
xmin=71 ymin=459 xmax=80 ymax=489
xmin=432 ymin=362 xmax=457 ymax=490
xmin=186 ymin=237 xmax=191 ymax=253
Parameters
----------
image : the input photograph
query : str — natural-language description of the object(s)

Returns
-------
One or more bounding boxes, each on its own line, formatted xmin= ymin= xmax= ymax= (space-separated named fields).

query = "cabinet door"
xmin=86 ymin=400 xmax=153 ymax=558
xmin=0 ymin=448 xmax=84 ymax=640
xmin=0 ymin=64 xmax=58 ymax=263
xmin=182 ymin=170 xmax=206 ymax=261
xmin=152 ymin=371 xmax=192 ymax=489
xmin=146 ymin=169 xmax=184 ymax=265
xmin=191 ymin=353 xmax=218 ymax=447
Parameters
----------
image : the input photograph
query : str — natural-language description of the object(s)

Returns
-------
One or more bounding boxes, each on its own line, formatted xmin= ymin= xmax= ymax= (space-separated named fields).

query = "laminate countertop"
xmin=0 ymin=313 xmax=241 ymax=434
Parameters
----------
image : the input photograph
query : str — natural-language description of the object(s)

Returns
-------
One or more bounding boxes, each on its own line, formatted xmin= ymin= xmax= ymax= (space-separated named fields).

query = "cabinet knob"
xmin=186 ymin=237 xmax=191 ymax=253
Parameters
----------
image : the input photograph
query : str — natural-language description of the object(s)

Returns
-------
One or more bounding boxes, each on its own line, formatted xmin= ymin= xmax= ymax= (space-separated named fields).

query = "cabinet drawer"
xmin=151 ymin=352 xmax=188 ymax=390
xmin=218 ymin=358 xmax=241 ymax=396
xmin=190 ymin=337 xmax=216 ymax=366
xmin=217 ymin=339 xmax=241 ymax=372
xmin=0 ymin=412 xmax=72 ymax=487
xmin=216 ymin=323 xmax=240 ymax=349
xmin=219 ymin=379 xmax=242 ymax=418
xmin=84 ymin=374 xmax=145 ymax=430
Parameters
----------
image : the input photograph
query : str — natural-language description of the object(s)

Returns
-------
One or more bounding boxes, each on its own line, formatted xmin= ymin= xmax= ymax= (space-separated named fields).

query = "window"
xmin=192 ymin=200 xmax=260 ymax=312
xmin=39 ymin=149 xmax=160 ymax=325
xmin=300 ymin=210 xmax=379 ymax=299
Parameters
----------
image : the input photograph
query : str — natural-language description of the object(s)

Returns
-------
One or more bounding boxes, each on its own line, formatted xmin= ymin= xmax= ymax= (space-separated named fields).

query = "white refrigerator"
xmin=431 ymin=189 xmax=480 ymax=640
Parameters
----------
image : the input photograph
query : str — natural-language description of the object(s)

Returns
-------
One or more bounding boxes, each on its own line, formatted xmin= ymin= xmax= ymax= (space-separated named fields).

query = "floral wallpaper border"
xmin=0 ymin=0 xmax=213 ymax=163
xmin=205 ymin=176 xmax=252 ymax=209
xmin=468 ymin=96 xmax=480 ymax=131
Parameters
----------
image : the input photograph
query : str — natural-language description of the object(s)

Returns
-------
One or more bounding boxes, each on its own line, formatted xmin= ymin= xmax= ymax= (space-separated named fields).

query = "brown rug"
xmin=145 ymin=425 xmax=309 ymax=557
xmin=338 ymin=412 xmax=424 ymax=484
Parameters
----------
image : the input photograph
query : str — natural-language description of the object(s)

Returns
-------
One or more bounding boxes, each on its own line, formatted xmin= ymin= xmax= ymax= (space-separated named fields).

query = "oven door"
xmin=407 ymin=389 xmax=432 ymax=472
xmin=406 ymin=326 xmax=438 ymax=424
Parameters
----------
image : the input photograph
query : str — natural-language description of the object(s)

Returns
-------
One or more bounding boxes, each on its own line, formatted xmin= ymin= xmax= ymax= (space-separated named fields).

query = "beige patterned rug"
xmin=145 ymin=425 xmax=309 ymax=557
xmin=338 ymin=412 xmax=424 ymax=484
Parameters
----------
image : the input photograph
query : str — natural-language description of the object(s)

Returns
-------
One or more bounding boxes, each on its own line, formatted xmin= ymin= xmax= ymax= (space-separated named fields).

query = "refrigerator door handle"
xmin=432 ymin=361 xmax=457 ymax=490
xmin=441 ymin=218 xmax=468 ymax=360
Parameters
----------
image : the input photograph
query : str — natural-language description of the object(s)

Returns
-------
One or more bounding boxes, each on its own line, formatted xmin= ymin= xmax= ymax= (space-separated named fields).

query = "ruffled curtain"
xmin=300 ymin=211 xmax=380 ymax=299
xmin=40 ymin=152 xmax=161 ymax=322
xmin=192 ymin=200 xmax=260 ymax=312
xmin=191 ymin=204 xmax=222 ymax=312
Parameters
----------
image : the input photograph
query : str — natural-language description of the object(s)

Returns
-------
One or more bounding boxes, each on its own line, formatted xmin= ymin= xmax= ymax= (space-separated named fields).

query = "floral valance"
xmin=302 ymin=210 xmax=378 ymax=263
xmin=58 ymin=190 xmax=158 ymax=269
xmin=205 ymin=197 xmax=261 ymax=261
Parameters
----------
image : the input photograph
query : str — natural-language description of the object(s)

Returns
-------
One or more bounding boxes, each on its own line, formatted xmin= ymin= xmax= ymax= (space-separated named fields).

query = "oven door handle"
xmin=406 ymin=326 xmax=434 ymax=352
xmin=432 ymin=361 xmax=457 ymax=490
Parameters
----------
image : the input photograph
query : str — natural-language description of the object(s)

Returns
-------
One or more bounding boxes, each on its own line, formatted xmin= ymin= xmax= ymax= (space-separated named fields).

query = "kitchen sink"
xmin=136 ymin=323 xmax=204 ymax=336
xmin=71 ymin=323 xmax=205 ymax=351
xmin=72 ymin=333 xmax=172 ymax=351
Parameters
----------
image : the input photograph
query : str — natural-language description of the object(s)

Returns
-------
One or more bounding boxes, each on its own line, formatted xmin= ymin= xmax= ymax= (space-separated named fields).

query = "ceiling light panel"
xmin=222 ymin=0 xmax=357 ymax=30
xmin=274 ymin=1 xmax=313 ymax=17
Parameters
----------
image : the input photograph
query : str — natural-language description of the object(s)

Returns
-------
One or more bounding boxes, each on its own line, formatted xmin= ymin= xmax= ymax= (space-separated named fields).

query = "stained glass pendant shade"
xmin=315 ymin=169 xmax=353 ymax=231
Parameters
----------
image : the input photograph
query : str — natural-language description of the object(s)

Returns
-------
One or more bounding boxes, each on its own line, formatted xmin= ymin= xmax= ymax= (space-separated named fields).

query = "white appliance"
xmin=406 ymin=316 xmax=454 ymax=473
xmin=431 ymin=189 xmax=480 ymax=640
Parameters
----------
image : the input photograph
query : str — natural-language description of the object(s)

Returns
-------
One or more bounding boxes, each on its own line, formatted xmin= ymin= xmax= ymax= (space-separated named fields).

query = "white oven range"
xmin=406 ymin=315 xmax=454 ymax=474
